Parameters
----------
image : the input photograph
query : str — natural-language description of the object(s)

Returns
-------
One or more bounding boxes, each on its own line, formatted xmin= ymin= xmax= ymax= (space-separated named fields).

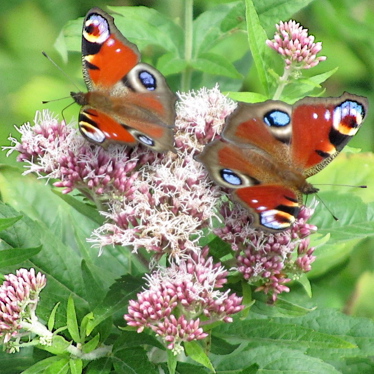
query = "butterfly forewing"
xmin=71 ymin=7 xmax=176 ymax=153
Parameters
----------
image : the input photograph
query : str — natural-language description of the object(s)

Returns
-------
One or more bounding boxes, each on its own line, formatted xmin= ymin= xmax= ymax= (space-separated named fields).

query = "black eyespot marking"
xmin=220 ymin=169 xmax=243 ymax=186
xmin=84 ymin=59 xmax=100 ymax=71
xmin=264 ymin=110 xmax=290 ymax=127
xmin=275 ymin=203 xmax=299 ymax=218
xmin=139 ymin=71 xmax=157 ymax=90
xmin=137 ymin=134 xmax=155 ymax=146
xmin=315 ymin=149 xmax=331 ymax=159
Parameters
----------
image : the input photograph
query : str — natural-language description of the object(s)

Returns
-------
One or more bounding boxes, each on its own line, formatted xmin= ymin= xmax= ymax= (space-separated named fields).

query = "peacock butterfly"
xmin=196 ymin=93 xmax=369 ymax=231
xmin=71 ymin=7 xmax=176 ymax=153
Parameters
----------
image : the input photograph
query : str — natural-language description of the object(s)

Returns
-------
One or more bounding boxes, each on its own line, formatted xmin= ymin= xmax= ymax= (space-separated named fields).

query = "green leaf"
xmin=52 ymin=190 xmax=104 ymax=225
xmin=297 ymin=273 xmax=313 ymax=298
xmin=278 ymin=308 xmax=374 ymax=359
xmin=85 ymin=358 xmax=112 ymax=374
xmin=47 ymin=302 xmax=60 ymax=331
xmin=184 ymin=341 xmax=215 ymax=372
xmin=157 ymin=53 xmax=189 ymax=76
xmin=107 ymin=6 xmax=183 ymax=54
xmin=41 ymin=335 xmax=71 ymax=355
xmin=0 ymin=246 xmax=42 ymax=267
xmin=191 ymin=53 xmax=243 ymax=78
xmin=245 ymin=0 xmax=271 ymax=95
xmin=251 ymin=295 xmax=316 ymax=317
xmin=67 ymin=295 xmax=81 ymax=343
xmin=81 ymin=260 xmax=106 ymax=309
xmin=114 ymin=330 xmax=165 ymax=351
xmin=255 ymin=0 xmax=316 ymax=32
xmin=0 ymin=215 xmax=22 ymax=231
xmin=22 ymin=356 xmax=70 ymax=374
xmin=86 ymin=275 xmax=144 ymax=334
xmin=69 ymin=359 xmax=83 ymax=374
xmin=113 ymin=347 xmax=158 ymax=374
xmin=214 ymin=345 xmax=341 ymax=373
xmin=82 ymin=334 xmax=100 ymax=354
xmin=175 ymin=362 xmax=212 ymax=374
xmin=167 ymin=349 xmax=178 ymax=374
xmin=226 ymin=91 xmax=268 ymax=103
xmin=214 ymin=319 xmax=354 ymax=350
xmin=193 ymin=2 xmax=245 ymax=55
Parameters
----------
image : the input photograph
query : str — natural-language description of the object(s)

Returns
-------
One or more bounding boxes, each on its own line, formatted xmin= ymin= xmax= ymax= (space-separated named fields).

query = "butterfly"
xmin=196 ymin=93 xmax=368 ymax=231
xmin=70 ymin=7 xmax=176 ymax=153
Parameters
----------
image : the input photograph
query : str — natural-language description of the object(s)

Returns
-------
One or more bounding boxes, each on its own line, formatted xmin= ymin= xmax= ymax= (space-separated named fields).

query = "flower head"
xmin=266 ymin=20 xmax=326 ymax=70
xmin=215 ymin=202 xmax=317 ymax=302
xmin=0 ymin=268 xmax=50 ymax=352
xmin=125 ymin=248 xmax=243 ymax=353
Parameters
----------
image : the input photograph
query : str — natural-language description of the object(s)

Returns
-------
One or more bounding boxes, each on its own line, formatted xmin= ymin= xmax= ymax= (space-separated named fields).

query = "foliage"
xmin=0 ymin=0 xmax=374 ymax=373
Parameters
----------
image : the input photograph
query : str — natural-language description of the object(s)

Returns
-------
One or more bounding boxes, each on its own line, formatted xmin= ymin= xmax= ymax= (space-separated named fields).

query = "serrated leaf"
xmin=214 ymin=319 xmax=354 ymax=350
xmin=184 ymin=341 xmax=215 ymax=372
xmin=211 ymin=336 xmax=240 ymax=355
xmin=277 ymin=308 xmax=374 ymax=359
xmin=113 ymin=347 xmax=158 ymax=374
xmin=81 ymin=261 xmax=106 ymax=309
xmin=251 ymin=295 xmax=315 ymax=317
xmin=85 ymin=357 xmax=112 ymax=374
xmin=86 ymin=275 xmax=144 ymax=334
xmin=255 ymin=0 xmax=316 ymax=32
xmin=214 ymin=345 xmax=341 ymax=373
xmin=114 ymin=330 xmax=165 ymax=351
xmin=52 ymin=190 xmax=104 ymax=225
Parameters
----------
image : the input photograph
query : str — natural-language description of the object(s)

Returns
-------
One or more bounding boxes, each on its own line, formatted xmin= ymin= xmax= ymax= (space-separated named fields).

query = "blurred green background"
xmin=0 ymin=0 xmax=373 ymax=318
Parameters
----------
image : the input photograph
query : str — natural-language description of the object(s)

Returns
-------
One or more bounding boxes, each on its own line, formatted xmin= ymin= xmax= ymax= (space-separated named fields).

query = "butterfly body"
xmin=197 ymin=93 xmax=368 ymax=231
xmin=71 ymin=7 xmax=176 ymax=152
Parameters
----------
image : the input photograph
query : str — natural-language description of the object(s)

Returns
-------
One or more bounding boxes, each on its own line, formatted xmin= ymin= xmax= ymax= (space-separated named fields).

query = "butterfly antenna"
xmin=314 ymin=183 xmax=367 ymax=189
xmin=42 ymin=96 xmax=71 ymax=104
xmin=314 ymin=193 xmax=339 ymax=221
xmin=42 ymin=51 xmax=81 ymax=91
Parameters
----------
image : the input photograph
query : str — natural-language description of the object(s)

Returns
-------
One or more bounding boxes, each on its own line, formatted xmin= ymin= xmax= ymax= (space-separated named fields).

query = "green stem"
xmin=272 ymin=67 xmax=292 ymax=100
xmin=181 ymin=0 xmax=194 ymax=92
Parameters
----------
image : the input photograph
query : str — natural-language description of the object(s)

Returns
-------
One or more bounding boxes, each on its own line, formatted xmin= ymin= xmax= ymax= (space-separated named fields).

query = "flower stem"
xmin=272 ymin=67 xmax=292 ymax=100
xmin=181 ymin=0 xmax=193 ymax=92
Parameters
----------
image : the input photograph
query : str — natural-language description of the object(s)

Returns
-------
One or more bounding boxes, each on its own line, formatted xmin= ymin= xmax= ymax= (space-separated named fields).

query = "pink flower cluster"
xmin=266 ymin=20 xmax=326 ymax=69
xmin=125 ymin=248 xmax=243 ymax=353
xmin=7 ymin=110 xmax=155 ymax=200
xmin=216 ymin=204 xmax=317 ymax=302
xmin=0 ymin=269 xmax=46 ymax=348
